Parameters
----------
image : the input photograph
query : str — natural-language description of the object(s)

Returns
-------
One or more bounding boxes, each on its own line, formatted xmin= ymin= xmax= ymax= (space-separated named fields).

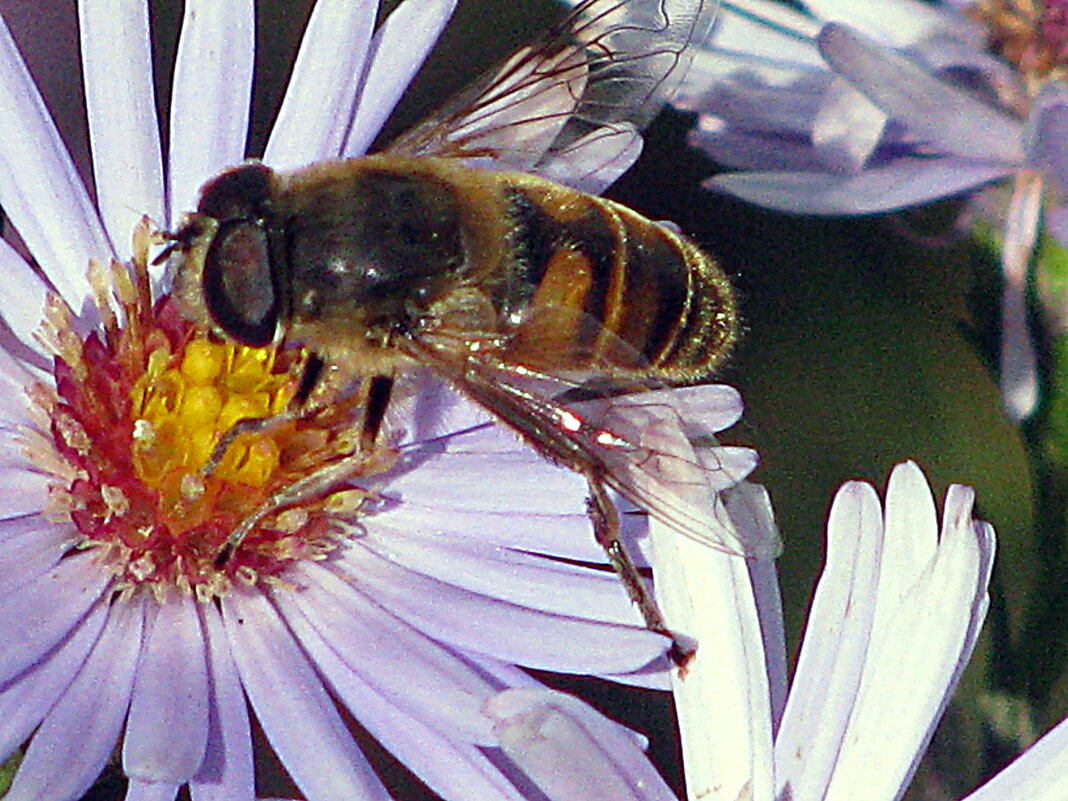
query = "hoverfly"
xmin=166 ymin=0 xmax=766 ymax=662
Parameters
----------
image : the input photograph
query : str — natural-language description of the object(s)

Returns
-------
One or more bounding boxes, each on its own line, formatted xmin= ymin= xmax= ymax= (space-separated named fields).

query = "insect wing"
xmin=385 ymin=0 xmax=720 ymax=192
xmin=571 ymin=386 xmax=779 ymax=560
xmin=408 ymin=331 xmax=776 ymax=559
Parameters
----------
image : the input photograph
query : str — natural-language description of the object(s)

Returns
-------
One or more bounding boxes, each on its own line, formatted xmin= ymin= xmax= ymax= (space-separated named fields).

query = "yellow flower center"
xmin=33 ymin=221 xmax=376 ymax=600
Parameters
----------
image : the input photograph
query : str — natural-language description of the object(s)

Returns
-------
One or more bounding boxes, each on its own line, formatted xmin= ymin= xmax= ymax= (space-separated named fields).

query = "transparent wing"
xmin=403 ymin=333 xmax=779 ymax=560
xmin=385 ymin=0 xmax=720 ymax=191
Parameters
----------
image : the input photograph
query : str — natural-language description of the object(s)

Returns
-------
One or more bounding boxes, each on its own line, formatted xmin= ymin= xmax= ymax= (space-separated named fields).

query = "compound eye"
xmin=203 ymin=219 xmax=277 ymax=346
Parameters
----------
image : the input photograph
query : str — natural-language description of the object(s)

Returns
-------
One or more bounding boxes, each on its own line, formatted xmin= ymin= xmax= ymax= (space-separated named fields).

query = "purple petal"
xmin=4 ymin=594 xmax=144 ymax=801
xmin=995 ymin=169 xmax=1038 ymax=420
xmin=386 ymin=448 xmax=588 ymax=515
xmin=124 ymin=780 xmax=180 ymax=801
xmin=818 ymin=23 xmax=1024 ymax=164
xmin=0 ymin=465 xmax=51 ymax=520
xmin=359 ymin=525 xmax=642 ymax=624
xmin=1047 ymin=202 xmax=1068 ymax=248
xmin=168 ymin=0 xmax=254 ymax=224
xmin=0 ymin=597 xmax=108 ymax=760
xmin=0 ymin=349 xmax=39 ymax=424
xmin=804 ymin=0 xmax=986 ymax=47
xmin=692 ymin=124 xmax=833 ymax=173
xmin=385 ymin=373 xmax=495 ymax=447
xmin=0 ymin=515 xmax=74 ymax=596
xmin=1027 ymin=85 xmax=1068 ymax=191
xmin=188 ymin=605 xmax=255 ymax=801
xmin=0 ymin=238 xmax=51 ymax=354
xmin=284 ymin=604 xmax=531 ymax=801
xmin=0 ymin=550 xmax=112 ymax=685
xmin=278 ymin=561 xmax=501 ymax=744
xmin=123 ymin=593 xmax=210 ymax=783
xmin=811 ymin=77 xmax=886 ymax=173
xmin=78 ymin=0 xmax=165 ymax=258
xmin=0 ymin=15 xmax=109 ymax=307
xmin=486 ymin=688 xmax=676 ymax=801
xmin=685 ymin=69 xmax=831 ymax=138
xmin=263 ymin=0 xmax=377 ymax=169
xmin=343 ymin=0 xmax=459 ymax=158
xmin=709 ymin=157 xmax=1014 ymax=214
xmin=332 ymin=546 xmax=668 ymax=674
xmin=380 ymin=499 xmax=602 ymax=561
xmin=774 ymin=479 xmax=883 ymax=799
xmin=222 ymin=591 xmax=393 ymax=801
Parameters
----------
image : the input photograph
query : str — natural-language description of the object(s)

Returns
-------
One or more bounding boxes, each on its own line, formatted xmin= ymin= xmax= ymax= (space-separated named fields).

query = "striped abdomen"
xmin=495 ymin=178 xmax=737 ymax=383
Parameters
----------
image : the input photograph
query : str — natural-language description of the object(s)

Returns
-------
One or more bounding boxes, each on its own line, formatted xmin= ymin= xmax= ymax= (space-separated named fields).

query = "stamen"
xmin=29 ymin=218 xmax=388 ymax=598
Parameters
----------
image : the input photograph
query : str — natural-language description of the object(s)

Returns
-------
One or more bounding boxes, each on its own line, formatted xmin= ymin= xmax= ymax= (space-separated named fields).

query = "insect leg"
xmin=202 ymin=353 xmax=327 ymax=478
xmin=213 ymin=373 xmax=395 ymax=567
xmin=361 ymin=374 xmax=394 ymax=452
xmin=586 ymin=475 xmax=693 ymax=667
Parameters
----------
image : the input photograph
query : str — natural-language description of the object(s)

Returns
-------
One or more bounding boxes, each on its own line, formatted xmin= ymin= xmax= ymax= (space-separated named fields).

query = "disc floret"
xmin=35 ymin=222 xmax=370 ymax=600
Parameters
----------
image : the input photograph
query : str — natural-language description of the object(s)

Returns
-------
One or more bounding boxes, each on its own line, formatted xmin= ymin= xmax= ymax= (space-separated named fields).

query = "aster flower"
xmin=0 ymin=2 xmax=762 ymax=800
xmin=673 ymin=0 xmax=1068 ymax=421
xmin=488 ymin=462 xmax=998 ymax=801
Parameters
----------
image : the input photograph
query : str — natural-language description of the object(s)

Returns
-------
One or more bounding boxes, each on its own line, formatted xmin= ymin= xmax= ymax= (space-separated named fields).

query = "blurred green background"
xmin=8 ymin=0 xmax=1037 ymax=798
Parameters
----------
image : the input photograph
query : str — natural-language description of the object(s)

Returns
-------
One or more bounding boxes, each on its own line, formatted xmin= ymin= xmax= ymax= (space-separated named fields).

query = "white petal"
xmin=168 ymin=0 xmax=254 ymax=223
xmin=343 ymin=0 xmax=458 ymax=158
xmin=650 ymin=506 xmax=775 ymax=801
xmin=775 ymin=480 xmax=883 ymax=800
xmin=222 ymin=591 xmax=392 ymax=801
xmin=0 ymin=15 xmax=108 ymax=307
xmin=123 ymin=593 xmax=210 ymax=783
xmin=824 ymin=464 xmax=994 ymax=801
xmin=79 ymin=0 xmax=165 ymax=258
xmin=263 ymin=0 xmax=377 ymax=169
xmin=4 ymin=594 xmax=144 ymax=801
xmin=876 ymin=459 xmax=940 ymax=606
